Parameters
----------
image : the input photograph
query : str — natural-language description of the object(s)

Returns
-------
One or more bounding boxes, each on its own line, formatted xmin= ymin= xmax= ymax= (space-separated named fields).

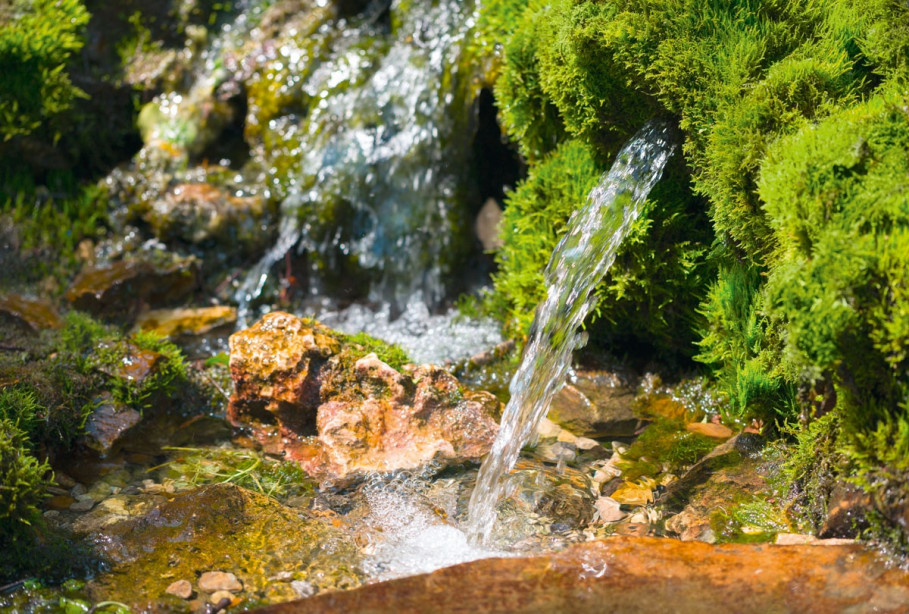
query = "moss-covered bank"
xmin=480 ymin=0 xmax=909 ymax=549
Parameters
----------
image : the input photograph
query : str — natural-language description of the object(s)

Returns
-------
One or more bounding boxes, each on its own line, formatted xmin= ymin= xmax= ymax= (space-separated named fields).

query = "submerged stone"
xmin=547 ymin=370 xmax=644 ymax=438
xmin=252 ymin=537 xmax=909 ymax=614
xmin=228 ymin=312 xmax=500 ymax=485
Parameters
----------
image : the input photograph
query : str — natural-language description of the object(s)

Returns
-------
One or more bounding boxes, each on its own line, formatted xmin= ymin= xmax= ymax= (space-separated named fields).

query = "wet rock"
xmin=660 ymin=434 xmax=743 ymax=509
xmin=686 ymin=422 xmax=733 ymax=439
xmin=210 ymin=590 xmax=235 ymax=606
xmin=228 ymin=313 xmax=499 ymax=485
xmin=81 ymin=398 xmax=142 ymax=457
xmin=664 ymin=455 xmax=770 ymax=543
xmin=0 ymin=293 xmax=63 ymax=330
xmin=548 ymin=370 xmax=644 ymax=438
xmin=594 ymin=496 xmax=626 ymax=523
xmin=165 ymin=579 xmax=193 ymax=599
xmin=86 ymin=484 xmax=364 ymax=610
xmin=198 ymin=571 xmax=242 ymax=593
xmin=820 ymin=483 xmax=871 ymax=538
xmin=66 ymin=257 xmax=198 ymax=319
xmin=70 ymin=495 xmax=96 ymax=512
xmin=145 ymin=183 xmax=268 ymax=248
xmin=254 ymin=537 xmax=909 ymax=614
xmin=506 ymin=459 xmax=596 ymax=532
xmin=133 ymin=305 xmax=237 ymax=339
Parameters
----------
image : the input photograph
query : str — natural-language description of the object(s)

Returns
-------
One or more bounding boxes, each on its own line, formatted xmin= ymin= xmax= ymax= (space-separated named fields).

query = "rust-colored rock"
xmin=66 ymin=258 xmax=198 ymax=319
xmin=0 ymin=293 xmax=63 ymax=330
xmin=228 ymin=312 xmax=499 ymax=484
xmin=252 ymin=537 xmax=909 ymax=614
xmin=685 ymin=421 xmax=733 ymax=439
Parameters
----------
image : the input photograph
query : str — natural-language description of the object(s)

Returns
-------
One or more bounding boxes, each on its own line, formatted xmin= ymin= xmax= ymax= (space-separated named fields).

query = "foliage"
xmin=0 ymin=417 xmax=51 ymax=543
xmin=0 ymin=0 xmax=90 ymax=143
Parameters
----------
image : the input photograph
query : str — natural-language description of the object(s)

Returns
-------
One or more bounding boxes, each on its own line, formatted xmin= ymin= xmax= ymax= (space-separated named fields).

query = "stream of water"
xmin=234 ymin=0 xmax=480 ymax=326
xmin=466 ymin=121 xmax=676 ymax=544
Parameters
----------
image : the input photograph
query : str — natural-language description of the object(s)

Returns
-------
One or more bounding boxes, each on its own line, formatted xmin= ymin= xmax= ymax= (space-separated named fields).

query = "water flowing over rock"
xmin=467 ymin=121 xmax=676 ymax=543
xmin=228 ymin=312 xmax=499 ymax=485
xmin=233 ymin=0 xmax=487 ymax=321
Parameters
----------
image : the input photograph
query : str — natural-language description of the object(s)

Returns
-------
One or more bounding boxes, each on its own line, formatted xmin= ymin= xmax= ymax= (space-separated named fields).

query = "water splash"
xmin=360 ymin=468 xmax=507 ymax=581
xmin=466 ymin=120 xmax=676 ymax=544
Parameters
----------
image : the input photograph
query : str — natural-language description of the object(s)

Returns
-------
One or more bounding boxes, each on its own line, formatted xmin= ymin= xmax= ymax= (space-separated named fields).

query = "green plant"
xmin=0 ymin=418 xmax=51 ymax=540
xmin=0 ymin=0 xmax=90 ymax=143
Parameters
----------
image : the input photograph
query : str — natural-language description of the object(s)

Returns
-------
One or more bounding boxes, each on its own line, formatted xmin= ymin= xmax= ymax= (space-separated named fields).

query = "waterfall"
xmin=466 ymin=120 xmax=676 ymax=544
xmin=234 ymin=0 xmax=480 ymax=326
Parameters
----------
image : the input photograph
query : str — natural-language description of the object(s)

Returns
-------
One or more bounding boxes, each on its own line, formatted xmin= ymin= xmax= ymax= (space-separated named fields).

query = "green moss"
xmin=695 ymin=265 xmax=796 ymax=422
xmin=160 ymin=446 xmax=316 ymax=500
xmin=0 ymin=417 xmax=51 ymax=543
xmin=0 ymin=0 xmax=89 ymax=143
xmin=618 ymin=418 xmax=719 ymax=482
xmin=340 ymin=331 xmax=411 ymax=371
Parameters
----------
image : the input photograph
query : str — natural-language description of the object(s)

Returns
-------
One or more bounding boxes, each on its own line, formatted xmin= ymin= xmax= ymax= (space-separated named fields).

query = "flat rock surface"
xmin=252 ymin=537 xmax=909 ymax=614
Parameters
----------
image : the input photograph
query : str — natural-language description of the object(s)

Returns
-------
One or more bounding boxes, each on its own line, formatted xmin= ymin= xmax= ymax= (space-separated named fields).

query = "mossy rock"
xmin=87 ymin=483 xmax=364 ymax=610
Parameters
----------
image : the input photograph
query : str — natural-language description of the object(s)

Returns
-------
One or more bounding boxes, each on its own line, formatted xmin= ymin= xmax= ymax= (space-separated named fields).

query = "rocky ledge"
xmin=253 ymin=536 xmax=909 ymax=614
xmin=228 ymin=312 xmax=500 ymax=485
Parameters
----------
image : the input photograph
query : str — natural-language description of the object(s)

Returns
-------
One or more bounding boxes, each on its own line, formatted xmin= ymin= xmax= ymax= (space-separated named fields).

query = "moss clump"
xmin=489 ymin=138 xmax=714 ymax=356
xmin=0 ymin=417 xmax=51 ymax=540
xmin=0 ymin=0 xmax=89 ymax=144
xmin=339 ymin=331 xmax=412 ymax=371
xmin=618 ymin=418 xmax=719 ymax=482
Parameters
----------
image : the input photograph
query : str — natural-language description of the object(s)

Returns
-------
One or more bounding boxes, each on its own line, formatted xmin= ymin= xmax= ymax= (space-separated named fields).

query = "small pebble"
xmin=165 ymin=579 xmax=193 ymax=599
xmin=69 ymin=495 xmax=95 ymax=512
xmin=290 ymin=581 xmax=315 ymax=598
xmin=210 ymin=590 xmax=234 ymax=605
xmin=70 ymin=483 xmax=87 ymax=497
xmin=268 ymin=571 xmax=294 ymax=582
xmin=576 ymin=437 xmax=599 ymax=450
xmin=199 ymin=571 xmax=243 ymax=593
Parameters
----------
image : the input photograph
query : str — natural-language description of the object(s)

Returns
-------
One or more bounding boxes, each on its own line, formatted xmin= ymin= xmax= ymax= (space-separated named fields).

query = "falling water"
xmin=466 ymin=120 xmax=676 ymax=544
xmin=235 ymin=0 xmax=480 ymax=325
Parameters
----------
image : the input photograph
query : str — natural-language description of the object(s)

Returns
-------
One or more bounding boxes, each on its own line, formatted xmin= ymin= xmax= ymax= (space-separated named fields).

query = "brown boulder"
xmin=228 ymin=313 xmax=500 ymax=484
xmin=252 ymin=537 xmax=909 ymax=614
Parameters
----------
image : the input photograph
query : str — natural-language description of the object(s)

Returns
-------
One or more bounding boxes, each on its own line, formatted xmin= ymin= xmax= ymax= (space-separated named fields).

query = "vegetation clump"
xmin=479 ymin=0 xmax=909 ymax=548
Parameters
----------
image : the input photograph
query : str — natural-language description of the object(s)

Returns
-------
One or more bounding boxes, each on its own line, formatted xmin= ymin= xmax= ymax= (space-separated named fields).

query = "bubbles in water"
xmin=360 ymin=468 xmax=508 ymax=581
xmin=319 ymin=293 xmax=502 ymax=365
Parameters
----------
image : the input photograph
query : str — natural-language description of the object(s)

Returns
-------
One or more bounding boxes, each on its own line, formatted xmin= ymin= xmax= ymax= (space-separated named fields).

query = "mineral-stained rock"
xmin=87 ymin=484 xmax=363 ymax=611
xmin=66 ymin=257 xmax=198 ymax=319
xmin=198 ymin=571 xmax=243 ymax=593
xmin=548 ymin=370 xmax=644 ymax=438
xmin=0 ymin=293 xmax=63 ymax=330
xmin=228 ymin=313 xmax=500 ymax=484
xmin=252 ymin=537 xmax=909 ymax=614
